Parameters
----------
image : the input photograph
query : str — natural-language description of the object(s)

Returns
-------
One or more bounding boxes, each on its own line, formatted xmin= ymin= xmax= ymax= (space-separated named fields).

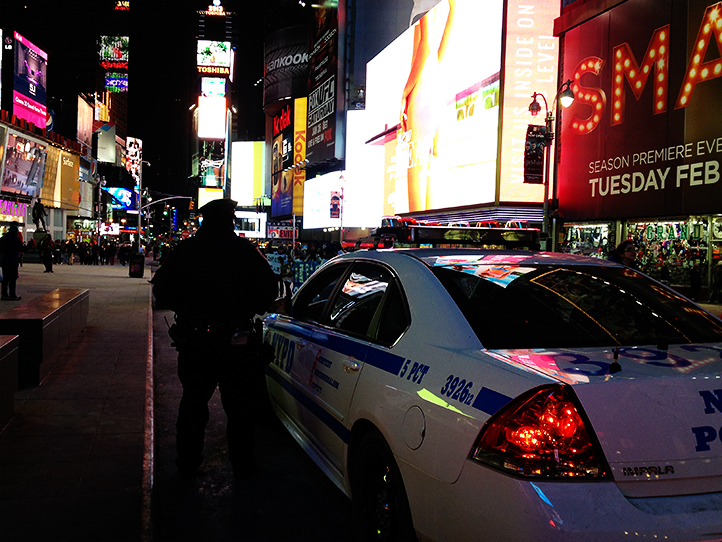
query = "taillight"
xmin=472 ymin=384 xmax=611 ymax=479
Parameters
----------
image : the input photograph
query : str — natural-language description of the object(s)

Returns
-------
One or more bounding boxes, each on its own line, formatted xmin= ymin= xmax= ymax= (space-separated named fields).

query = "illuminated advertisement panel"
xmin=105 ymin=72 xmax=128 ymax=92
xmin=2 ymin=129 xmax=46 ymax=198
xmin=303 ymin=172 xmax=345 ymax=229
xmin=558 ymin=0 xmax=722 ymax=221
xmin=263 ymin=25 xmax=309 ymax=109
xmin=199 ymin=140 xmax=226 ymax=188
xmin=77 ymin=97 xmax=93 ymax=147
xmin=0 ymin=125 xmax=6 ymax=186
xmin=201 ymin=77 xmax=226 ymax=98
xmin=126 ymin=137 xmax=142 ymax=187
xmin=365 ymin=0 xmax=503 ymax=214
xmin=13 ymin=32 xmax=48 ymax=127
xmin=271 ymin=101 xmax=294 ymax=217
xmin=197 ymin=95 xmax=227 ymax=139
xmin=292 ymin=97 xmax=307 ymax=215
xmin=230 ymin=141 xmax=265 ymax=207
xmin=0 ymin=29 xmax=3 ymax=109
xmin=306 ymin=0 xmax=342 ymax=164
xmin=197 ymin=40 xmax=231 ymax=77
xmin=498 ymin=0 xmax=560 ymax=202
xmin=103 ymin=186 xmax=135 ymax=210
xmin=59 ymin=151 xmax=80 ymax=208
xmin=99 ymin=36 xmax=129 ymax=70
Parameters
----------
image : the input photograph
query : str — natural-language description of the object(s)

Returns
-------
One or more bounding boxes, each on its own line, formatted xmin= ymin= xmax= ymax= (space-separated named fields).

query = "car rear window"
xmin=432 ymin=264 xmax=722 ymax=349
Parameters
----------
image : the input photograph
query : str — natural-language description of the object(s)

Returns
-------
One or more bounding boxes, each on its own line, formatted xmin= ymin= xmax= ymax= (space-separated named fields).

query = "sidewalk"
xmin=0 ymin=260 xmax=152 ymax=542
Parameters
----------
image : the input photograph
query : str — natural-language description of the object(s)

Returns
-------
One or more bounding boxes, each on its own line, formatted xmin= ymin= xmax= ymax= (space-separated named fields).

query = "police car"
xmin=263 ymin=248 xmax=722 ymax=541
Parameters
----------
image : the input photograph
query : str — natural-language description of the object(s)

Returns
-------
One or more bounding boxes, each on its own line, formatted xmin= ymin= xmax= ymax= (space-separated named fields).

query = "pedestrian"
xmin=0 ymin=224 xmax=34 ymax=300
xmin=608 ymin=240 xmax=638 ymax=268
xmin=690 ymin=261 xmax=702 ymax=301
xmin=151 ymin=198 xmax=277 ymax=480
xmin=41 ymin=234 xmax=54 ymax=273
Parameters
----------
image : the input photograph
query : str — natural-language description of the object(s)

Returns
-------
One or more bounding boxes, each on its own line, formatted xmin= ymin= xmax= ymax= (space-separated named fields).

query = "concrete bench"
xmin=0 ymin=335 xmax=19 ymax=429
xmin=0 ymin=289 xmax=89 ymax=388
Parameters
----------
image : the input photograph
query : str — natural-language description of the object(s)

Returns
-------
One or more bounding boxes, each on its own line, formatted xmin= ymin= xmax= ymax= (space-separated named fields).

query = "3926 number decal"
xmin=441 ymin=375 xmax=474 ymax=405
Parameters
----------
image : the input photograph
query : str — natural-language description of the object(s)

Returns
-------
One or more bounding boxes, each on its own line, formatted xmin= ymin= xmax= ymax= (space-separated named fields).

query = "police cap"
xmin=198 ymin=198 xmax=237 ymax=224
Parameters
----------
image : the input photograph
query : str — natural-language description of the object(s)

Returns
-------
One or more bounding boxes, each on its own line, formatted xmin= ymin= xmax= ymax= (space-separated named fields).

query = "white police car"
xmin=263 ymin=249 xmax=722 ymax=542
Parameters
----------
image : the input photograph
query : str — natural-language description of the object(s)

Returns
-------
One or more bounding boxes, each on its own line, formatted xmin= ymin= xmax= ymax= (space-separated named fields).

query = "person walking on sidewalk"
xmin=41 ymin=234 xmax=54 ymax=273
xmin=151 ymin=198 xmax=277 ymax=480
xmin=0 ymin=224 xmax=35 ymax=300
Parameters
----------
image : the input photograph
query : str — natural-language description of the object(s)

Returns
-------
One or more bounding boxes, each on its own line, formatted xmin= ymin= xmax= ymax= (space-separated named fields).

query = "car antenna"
xmin=609 ymin=346 xmax=622 ymax=374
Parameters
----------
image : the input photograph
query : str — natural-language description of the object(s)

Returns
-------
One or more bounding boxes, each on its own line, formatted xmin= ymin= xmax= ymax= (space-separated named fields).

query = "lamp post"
xmin=529 ymin=80 xmax=575 ymax=251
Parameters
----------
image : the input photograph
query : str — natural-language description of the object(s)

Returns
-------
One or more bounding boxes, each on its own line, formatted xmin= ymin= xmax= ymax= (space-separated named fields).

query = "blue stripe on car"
xmin=472 ymin=387 xmax=512 ymax=415
xmin=266 ymin=366 xmax=352 ymax=443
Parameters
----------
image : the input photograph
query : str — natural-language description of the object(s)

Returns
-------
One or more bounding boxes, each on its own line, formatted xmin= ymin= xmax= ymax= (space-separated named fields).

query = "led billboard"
xmin=2 ymin=129 xmax=46 ymax=198
xmin=13 ymin=32 xmax=48 ymax=127
xmin=77 ymin=97 xmax=93 ymax=147
xmin=230 ymin=141 xmax=265 ymax=207
xmin=197 ymin=40 xmax=232 ymax=77
xmin=365 ymin=0 xmax=559 ymax=214
xmin=201 ymin=77 xmax=226 ymax=98
xmin=126 ymin=137 xmax=142 ymax=187
xmin=103 ymin=186 xmax=135 ymax=210
xmin=366 ymin=0 xmax=503 ymax=214
xmin=558 ymin=0 xmax=722 ymax=221
xmin=99 ymin=36 xmax=129 ymax=69
xmin=199 ymin=139 xmax=226 ymax=188
xmin=197 ymin=95 xmax=227 ymax=139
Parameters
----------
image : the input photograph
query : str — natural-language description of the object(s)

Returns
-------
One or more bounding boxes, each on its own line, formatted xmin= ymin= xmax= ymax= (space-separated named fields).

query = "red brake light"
xmin=472 ymin=384 xmax=611 ymax=479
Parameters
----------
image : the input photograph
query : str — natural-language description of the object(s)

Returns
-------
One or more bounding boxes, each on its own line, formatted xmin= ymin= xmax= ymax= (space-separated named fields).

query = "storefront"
xmin=554 ymin=0 xmax=722 ymax=302
xmin=561 ymin=215 xmax=720 ymax=299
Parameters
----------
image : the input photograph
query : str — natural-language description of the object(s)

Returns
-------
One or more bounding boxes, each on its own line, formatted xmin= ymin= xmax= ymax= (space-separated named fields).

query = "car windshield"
xmin=431 ymin=262 xmax=722 ymax=349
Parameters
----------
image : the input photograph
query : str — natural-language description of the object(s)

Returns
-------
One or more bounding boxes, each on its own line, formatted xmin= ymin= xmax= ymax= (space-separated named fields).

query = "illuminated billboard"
xmin=365 ymin=0 xmax=559 ymax=215
xmin=2 ymin=129 xmax=46 ymax=198
xmin=197 ymin=95 xmax=227 ymax=139
xmin=13 ymin=32 xmax=48 ymax=127
xmin=498 ymin=0 xmax=560 ymax=202
xmin=201 ymin=77 xmax=226 ymax=98
xmin=105 ymin=72 xmax=128 ymax=92
xmin=126 ymin=137 xmax=142 ymax=187
xmin=230 ymin=141 xmax=265 ymax=207
xmin=199 ymin=139 xmax=226 ymax=188
xmin=197 ymin=40 xmax=232 ymax=77
xmin=77 ymin=97 xmax=93 ymax=147
xmin=99 ymin=36 xmax=129 ymax=70
xmin=558 ymin=0 xmax=722 ymax=221
xmin=103 ymin=186 xmax=135 ymax=210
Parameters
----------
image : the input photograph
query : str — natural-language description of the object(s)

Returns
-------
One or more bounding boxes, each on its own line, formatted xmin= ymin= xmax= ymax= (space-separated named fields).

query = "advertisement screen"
xmin=99 ymin=36 xmax=129 ymax=69
xmin=197 ymin=40 xmax=232 ymax=77
xmin=103 ymin=186 xmax=135 ymax=210
xmin=201 ymin=77 xmax=226 ymax=98
xmin=199 ymin=140 xmax=226 ymax=188
xmin=558 ymin=0 xmax=722 ymax=221
xmin=498 ymin=0 xmax=560 ymax=202
xmin=105 ymin=72 xmax=128 ymax=92
xmin=77 ymin=97 xmax=93 ymax=147
xmin=13 ymin=32 xmax=48 ymax=127
xmin=126 ymin=137 xmax=142 ymax=188
xmin=271 ymin=102 xmax=295 ymax=217
xmin=306 ymin=2 xmax=340 ymax=164
xmin=2 ymin=130 xmax=46 ymax=198
xmin=230 ymin=141 xmax=265 ymax=207
xmin=197 ymin=95 xmax=227 ymax=139
xmin=365 ymin=0 xmax=503 ymax=214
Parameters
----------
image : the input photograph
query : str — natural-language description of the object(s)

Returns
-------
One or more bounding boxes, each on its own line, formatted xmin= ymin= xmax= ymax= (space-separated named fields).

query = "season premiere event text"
xmin=588 ymin=136 xmax=722 ymax=198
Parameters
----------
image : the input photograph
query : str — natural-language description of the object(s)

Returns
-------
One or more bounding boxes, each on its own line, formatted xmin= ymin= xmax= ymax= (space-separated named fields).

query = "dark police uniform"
xmin=151 ymin=199 xmax=277 ymax=478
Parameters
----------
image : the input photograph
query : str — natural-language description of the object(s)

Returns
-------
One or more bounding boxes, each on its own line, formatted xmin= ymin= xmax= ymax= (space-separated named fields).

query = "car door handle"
xmin=343 ymin=358 xmax=360 ymax=373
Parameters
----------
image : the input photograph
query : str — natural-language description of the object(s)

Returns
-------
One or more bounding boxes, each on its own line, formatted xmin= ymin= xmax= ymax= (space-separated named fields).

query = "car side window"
xmin=293 ymin=264 xmax=349 ymax=324
xmin=327 ymin=262 xmax=391 ymax=339
xmin=373 ymin=280 xmax=409 ymax=346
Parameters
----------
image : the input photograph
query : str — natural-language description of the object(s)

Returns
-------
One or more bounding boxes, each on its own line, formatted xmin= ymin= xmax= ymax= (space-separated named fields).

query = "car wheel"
xmin=352 ymin=430 xmax=416 ymax=542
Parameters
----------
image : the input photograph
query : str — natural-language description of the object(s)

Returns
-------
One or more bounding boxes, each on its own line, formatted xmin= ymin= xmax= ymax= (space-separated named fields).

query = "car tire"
xmin=351 ymin=430 xmax=417 ymax=542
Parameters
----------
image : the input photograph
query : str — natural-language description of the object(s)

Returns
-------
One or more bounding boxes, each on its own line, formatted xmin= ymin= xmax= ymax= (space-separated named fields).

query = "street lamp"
xmin=529 ymin=79 xmax=575 ymax=251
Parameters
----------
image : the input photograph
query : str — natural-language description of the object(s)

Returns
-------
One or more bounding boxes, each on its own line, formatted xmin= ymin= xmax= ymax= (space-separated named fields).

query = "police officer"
xmin=151 ymin=198 xmax=277 ymax=479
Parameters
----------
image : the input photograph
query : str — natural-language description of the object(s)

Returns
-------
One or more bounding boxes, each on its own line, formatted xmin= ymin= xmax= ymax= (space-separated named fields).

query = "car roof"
xmin=343 ymin=248 xmax=623 ymax=268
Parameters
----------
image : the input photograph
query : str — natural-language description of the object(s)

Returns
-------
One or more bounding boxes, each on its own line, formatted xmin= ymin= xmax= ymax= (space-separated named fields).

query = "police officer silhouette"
xmin=151 ymin=198 xmax=277 ymax=479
